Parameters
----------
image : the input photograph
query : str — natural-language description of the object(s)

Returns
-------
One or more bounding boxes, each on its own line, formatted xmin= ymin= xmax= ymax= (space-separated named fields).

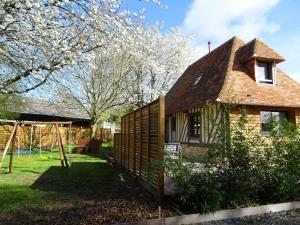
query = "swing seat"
xmin=17 ymin=158 xmax=30 ymax=162
xmin=40 ymin=156 xmax=48 ymax=160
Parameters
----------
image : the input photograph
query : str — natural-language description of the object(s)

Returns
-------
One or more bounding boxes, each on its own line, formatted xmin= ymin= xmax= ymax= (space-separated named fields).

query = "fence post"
xmin=121 ymin=117 xmax=124 ymax=167
xmin=133 ymin=111 xmax=136 ymax=176
xmin=147 ymin=104 xmax=150 ymax=178
xmin=158 ymin=95 xmax=165 ymax=204
xmin=113 ymin=134 xmax=116 ymax=161
xmin=139 ymin=109 xmax=142 ymax=177
xmin=126 ymin=116 xmax=129 ymax=170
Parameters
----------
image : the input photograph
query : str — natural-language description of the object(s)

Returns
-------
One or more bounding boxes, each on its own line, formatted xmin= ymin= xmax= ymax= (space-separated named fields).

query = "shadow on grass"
xmin=0 ymin=154 xmax=159 ymax=225
xmin=31 ymin=161 xmax=149 ymax=201
xmin=1 ymin=153 xmax=152 ymax=209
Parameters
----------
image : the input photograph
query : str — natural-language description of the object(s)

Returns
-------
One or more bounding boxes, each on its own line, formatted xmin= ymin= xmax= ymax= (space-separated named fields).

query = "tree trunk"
xmin=91 ymin=122 xmax=98 ymax=139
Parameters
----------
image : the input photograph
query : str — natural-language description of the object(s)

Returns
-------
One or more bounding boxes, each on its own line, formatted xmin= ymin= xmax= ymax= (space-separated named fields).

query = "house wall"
xmin=167 ymin=105 xmax=300 ymax=158
xmin=166 ymin=103 xmax=223 ymax=145
xmin=165 ymin=111 xmax=187 ymax=143
xmin=229 ymin=106 xmax=300 ymax=131
xmin=229 ymin=107 xmax=261 ymax=132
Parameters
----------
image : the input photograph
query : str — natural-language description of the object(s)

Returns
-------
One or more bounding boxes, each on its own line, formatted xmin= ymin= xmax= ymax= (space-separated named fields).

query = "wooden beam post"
xmin=8 ymin=125 xmax=17 ymax=173
xmin=127 ymin=116 xmax=129 ymax=170
xmin=133 ymin=111 xmax=136 ymax=176
xmin=157 ymin=96 xmax=165 ymax=205
xmin=0 ymin=123 xmax=18 ymax=168
xmin=55 ymin=124 xmax=69 ymax=167
xmin=15 ymin=121 xmax=72 ymax=125
xmin=139 ymin=109 xmax=142 ymax=177
xmin=55 ymin=124 xmax=64 ymax=167
xmin=121 ymin=118 xmax=124 ymax=167
xmin=147 ymin=105 xmax=150 ymax=178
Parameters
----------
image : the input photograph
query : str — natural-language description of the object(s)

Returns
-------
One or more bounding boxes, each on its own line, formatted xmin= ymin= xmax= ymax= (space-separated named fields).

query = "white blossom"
xmin=0 ymin=0 xmax=148 ymax=94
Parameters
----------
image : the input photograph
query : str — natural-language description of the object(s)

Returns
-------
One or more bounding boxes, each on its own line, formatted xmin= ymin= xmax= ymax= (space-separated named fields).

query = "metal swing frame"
xmin=0 ymin=121 xmax=72 ymax=173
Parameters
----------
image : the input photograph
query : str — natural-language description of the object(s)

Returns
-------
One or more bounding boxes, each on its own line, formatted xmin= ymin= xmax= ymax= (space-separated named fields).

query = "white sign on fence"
xmin=164 ymin=143 xmax=180 ymax=159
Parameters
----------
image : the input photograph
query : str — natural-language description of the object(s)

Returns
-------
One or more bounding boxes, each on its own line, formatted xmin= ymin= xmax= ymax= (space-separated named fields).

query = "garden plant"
xmin=156 ymin=110 xmax=300 ymax=213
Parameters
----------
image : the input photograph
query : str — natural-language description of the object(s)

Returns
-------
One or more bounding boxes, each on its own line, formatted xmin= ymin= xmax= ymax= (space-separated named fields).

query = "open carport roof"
xmin=8 ymin=97 xmax=90 ymax=121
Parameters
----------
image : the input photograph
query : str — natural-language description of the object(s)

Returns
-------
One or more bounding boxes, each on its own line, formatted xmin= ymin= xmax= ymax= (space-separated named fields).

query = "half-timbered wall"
xmin=166 ymin=103 xmax=223 ymax=145
xmin=167 ymin=104 xmax=300 ymax=146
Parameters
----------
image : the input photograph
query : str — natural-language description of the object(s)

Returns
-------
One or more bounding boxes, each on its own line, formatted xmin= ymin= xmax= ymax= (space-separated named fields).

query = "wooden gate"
xmin=113 ymin=96 xmax=165 ymax=203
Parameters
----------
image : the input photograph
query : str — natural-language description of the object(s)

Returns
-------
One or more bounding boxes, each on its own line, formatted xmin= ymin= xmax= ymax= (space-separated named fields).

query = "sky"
xmin=124 ymin=0 xmax=300 ymax=82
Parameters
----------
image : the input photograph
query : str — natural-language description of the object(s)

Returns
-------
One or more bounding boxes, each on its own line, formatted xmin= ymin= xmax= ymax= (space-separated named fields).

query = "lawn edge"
xmin=113 ymin=201 xmax=300 ymax=225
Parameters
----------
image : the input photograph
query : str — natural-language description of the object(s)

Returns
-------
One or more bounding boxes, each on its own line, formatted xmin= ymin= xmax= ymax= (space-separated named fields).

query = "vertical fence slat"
xmin=139 ymin=109 xmax=142 ymax=177
xmin=147 ymin=104 xmax=150 ymax=178
xmin=133 ymin=111 xmax=136 ymax=176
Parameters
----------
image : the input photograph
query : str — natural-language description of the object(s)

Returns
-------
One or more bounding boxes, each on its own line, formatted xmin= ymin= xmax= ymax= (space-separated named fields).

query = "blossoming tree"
xmin=0 ymin=0 xmax=146 ymax=94
xmin=49 ymin=24 xmax=197 ymax=137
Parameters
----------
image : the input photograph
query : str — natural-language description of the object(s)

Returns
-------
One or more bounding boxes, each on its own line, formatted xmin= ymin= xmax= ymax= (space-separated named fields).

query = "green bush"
xmin=161 ymin=111 xmax=300 ymax=213
xmin=263 ymin=121 xmax=300 ymax=202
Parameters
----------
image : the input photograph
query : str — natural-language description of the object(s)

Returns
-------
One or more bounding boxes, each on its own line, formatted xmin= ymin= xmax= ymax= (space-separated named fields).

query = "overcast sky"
xmin=125 ymin=0 xmax=300 ymax=82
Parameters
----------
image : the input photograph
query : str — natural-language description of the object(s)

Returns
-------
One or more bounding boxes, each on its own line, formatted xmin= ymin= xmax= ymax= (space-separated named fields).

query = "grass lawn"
xmin=0 ymin=145 xmax=175 ymax=225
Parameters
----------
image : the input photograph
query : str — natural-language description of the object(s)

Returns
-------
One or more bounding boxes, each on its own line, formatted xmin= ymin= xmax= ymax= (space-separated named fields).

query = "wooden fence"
xmin=0 ymin=125 xmax=111 ymax=149
xmin=113 ymin=96 xmax=165 ymax=203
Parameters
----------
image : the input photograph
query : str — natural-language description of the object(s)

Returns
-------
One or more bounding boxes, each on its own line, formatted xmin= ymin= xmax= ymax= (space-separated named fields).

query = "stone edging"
xmin=113 ymin=201 xmax=300 ymax=225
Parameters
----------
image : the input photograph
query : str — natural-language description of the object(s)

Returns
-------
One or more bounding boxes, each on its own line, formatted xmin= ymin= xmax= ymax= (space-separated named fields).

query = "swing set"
xmin=0 ymin=121 xmax=72 ymax=173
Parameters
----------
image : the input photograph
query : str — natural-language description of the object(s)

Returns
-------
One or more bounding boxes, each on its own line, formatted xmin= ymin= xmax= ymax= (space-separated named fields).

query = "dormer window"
xmin=256 ymin=61 xmax=275 ymax=84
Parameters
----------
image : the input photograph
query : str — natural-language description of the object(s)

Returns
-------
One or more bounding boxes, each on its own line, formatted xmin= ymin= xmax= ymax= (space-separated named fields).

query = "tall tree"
xmin=49 ymin=25 xmax=197 ymax=137
xmin=0 ymin=0 xmax=145 ymax=94
xmin=51 ymin=40 xmax=136 ymax=137
xmin=130 ymin=26 xmax=198 ymax=106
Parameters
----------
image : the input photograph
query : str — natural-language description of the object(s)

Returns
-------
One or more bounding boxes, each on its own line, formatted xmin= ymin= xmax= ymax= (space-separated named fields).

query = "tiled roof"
xmin=238 ymin=38 xmax=285 ymax=63
xmin=165 ymin=36 xmax=300 ymax=114
xmin=9 ymin=97 xmax=90 ymax=120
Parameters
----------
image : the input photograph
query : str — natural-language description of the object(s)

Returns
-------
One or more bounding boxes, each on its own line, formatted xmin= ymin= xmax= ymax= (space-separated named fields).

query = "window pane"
xmin=190 ymin=114 xmax=201 ymax=137
xmin=261 ymin=111 xmax=272 ymax=123
xmin=261 ymin=123 xmax=270 ymax=132
xmin=171 ymin=117 xmax=176 ymax=131
xmin=278 ymin=112 xmax=287 ymax=122
xmin=257 ymin=62 xmax=268 ymax=81
xmin=257 ymin=61 xmax=273 ymax=82
xmin=271 ymin=112 xmax=280 ymax=122
xmin=266 ymin=64 xmax=272 ymax=80
xmin=260 ymin=111 xmax=288 ymax=136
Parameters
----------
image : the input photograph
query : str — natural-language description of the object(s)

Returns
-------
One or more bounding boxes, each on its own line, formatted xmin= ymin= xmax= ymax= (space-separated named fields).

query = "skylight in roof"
xmin=192 ymin=74 xmax=203 ymax=86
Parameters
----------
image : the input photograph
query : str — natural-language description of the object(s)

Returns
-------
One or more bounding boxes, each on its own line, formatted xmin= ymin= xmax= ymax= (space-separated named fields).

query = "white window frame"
xmin=255 ymin=60 xmax=276 ymax=85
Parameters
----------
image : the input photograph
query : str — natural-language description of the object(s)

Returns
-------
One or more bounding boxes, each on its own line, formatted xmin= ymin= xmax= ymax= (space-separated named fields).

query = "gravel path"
xmin=197 ymin=209 xmax=300 ymax=225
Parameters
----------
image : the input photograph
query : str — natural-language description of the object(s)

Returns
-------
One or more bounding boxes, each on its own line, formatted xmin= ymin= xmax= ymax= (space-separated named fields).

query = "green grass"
xmin=102 ymin=141 xmax=113 ymax=157
xmin=0 ymin=144 xmax=142 ymax=212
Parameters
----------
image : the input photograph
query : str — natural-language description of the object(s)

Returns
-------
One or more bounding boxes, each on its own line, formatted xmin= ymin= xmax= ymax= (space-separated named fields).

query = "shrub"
xmin=264 ymin=121 xmax=300 ymax=201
